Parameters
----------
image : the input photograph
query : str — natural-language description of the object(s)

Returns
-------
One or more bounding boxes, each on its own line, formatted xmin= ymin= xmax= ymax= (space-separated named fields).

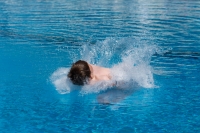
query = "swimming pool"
xmin=0 ymin=0 xmax=200 ymax=132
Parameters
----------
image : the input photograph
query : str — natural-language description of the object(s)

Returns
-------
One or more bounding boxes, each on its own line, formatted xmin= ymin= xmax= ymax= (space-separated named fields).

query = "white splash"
xmin=51 ymin=37 xmax=161 ymax=94
xmin=50 ymin=67 xmax=73 ymax=94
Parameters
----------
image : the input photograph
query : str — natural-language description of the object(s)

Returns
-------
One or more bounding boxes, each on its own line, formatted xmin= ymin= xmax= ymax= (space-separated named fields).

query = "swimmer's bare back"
xmin=88 ymin=64 xmax=111 ymax=84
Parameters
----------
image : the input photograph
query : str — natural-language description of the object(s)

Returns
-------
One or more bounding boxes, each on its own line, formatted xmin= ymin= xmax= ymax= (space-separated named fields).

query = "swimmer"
xmin=67 ymin=60 xmax=112 ymax=85
xmin=67 ymin=60 xmax=134 ymax=104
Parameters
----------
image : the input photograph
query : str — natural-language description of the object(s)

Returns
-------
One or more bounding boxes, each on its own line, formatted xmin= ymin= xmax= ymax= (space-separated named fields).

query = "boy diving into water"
xmin=51 ymin=42 xmax=156 ymax=103
xmin=67 ymin=60 xmax=133 ymax=104
xmin=68 ymin=60 xmax=112 ymax=86
xmin=51 ymin=57 xmax=154 ymax=95
xmin=67 ymin=60 xmax=138 ymax=103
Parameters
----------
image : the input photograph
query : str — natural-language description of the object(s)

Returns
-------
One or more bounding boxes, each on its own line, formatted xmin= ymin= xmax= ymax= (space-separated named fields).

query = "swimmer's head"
xmin=68 ymin=60 xmax=91 ymax=85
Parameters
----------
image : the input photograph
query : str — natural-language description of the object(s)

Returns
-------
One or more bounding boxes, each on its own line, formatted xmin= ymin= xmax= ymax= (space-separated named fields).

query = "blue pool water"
xmin=0 ymin=0 xmax=200 ymax=132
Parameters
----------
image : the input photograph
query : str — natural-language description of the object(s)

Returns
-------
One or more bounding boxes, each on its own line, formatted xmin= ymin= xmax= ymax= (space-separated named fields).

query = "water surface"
xmin=0 ymin=0 xmax=200 ymax=132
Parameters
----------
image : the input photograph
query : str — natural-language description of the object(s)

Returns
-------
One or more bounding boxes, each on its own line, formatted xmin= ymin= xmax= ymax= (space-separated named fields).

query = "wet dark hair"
xmin=67 ymin=60 xmax=91 ymax=85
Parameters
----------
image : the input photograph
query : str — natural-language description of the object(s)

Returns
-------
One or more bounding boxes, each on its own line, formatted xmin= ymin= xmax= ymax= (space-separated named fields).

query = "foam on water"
xmin=50 ymin=67 xmax=73 ymax=94
xmin=50 ymin=37 xmax=162 ymax=94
